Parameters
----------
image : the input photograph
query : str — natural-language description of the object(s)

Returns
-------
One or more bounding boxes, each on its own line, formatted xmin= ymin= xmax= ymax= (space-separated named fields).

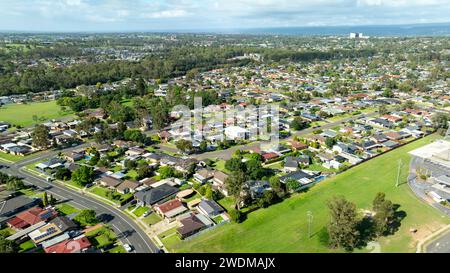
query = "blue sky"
xmin=0 ymin=0 xmax=449 ymax=32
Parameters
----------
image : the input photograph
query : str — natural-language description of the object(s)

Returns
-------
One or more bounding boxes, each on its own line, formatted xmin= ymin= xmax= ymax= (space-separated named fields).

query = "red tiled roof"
xmin=44 ymin=237 xmax=91 ymax=253
xmin=7 ymin=217 xmax=29 ymax=229
xmin=156 ymin=199 xmax=183 ymax=214
xmin=16 ymin=207 xmax=44 ymax=226
xmin=262 ymin=152 xmax=279 ymax=160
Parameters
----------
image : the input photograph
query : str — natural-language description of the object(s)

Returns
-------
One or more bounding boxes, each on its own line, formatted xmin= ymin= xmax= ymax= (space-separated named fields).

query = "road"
xmin=183 ymin=111 xmax=379 ymax=161
xmin=2 ymin=144 xmax=159 ymax=253
xmin=425 ymin=230 xmax=450 ymax=253
xmin=408 ymin=156 xmax=450 ymax=216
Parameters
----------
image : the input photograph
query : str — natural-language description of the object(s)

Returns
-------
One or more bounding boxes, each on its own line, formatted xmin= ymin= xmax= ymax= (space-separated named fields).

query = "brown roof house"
xmin=176 ymin=213 xmax=214 ymax=239
xmin=116 ymin=180 xmax=141 ymax=194
xmin=98 ymin=176 xmax=122 ymax=189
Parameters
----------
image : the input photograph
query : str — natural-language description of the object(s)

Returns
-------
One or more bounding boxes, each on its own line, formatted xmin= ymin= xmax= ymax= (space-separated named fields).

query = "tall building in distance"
xmin=349 ymin=32 xmax=363 ymax=38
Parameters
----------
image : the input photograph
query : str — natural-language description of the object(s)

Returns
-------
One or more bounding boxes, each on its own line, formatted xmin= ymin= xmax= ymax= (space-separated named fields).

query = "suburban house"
xmin=176 ymin=213 xmax=213 ymax=239
xmin=211 ymin=171 xmax=229 ymax=196
xmin=193 ymin=168 xmax=215 ymax=184
xmin=116 ymin=180 xmax=140 ymax=194
xmin=44 ymin=236 xmax=92 ymax=253
xmin=134 ymin=184 xmax=180 ymax=207
xmin=0 ymin=195 xmax=38 ymax=224
xmin=7 ymin=207 xmax=58 ymax=231
xmin=154 ymin=199 xmax=188 ymax=220
xmin=98 ymin=176 xmax=122 ymax=189
xmin=197 ymin=199 xmax=224 ymax=218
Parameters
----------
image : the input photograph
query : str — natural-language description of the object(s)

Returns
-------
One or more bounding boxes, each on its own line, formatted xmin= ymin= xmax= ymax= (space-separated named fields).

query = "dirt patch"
xmin=409 ymin=221 xmax=446 ymax=247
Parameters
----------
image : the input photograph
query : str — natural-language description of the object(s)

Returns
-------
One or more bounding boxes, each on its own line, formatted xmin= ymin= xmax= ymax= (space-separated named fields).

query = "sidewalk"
xmin=416 ymin=224 xmax=450 ymax=253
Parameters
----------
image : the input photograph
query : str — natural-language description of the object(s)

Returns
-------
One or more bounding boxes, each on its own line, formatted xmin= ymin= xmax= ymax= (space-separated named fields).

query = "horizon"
xmin=1 ymin=0 xmax=450 ymax=33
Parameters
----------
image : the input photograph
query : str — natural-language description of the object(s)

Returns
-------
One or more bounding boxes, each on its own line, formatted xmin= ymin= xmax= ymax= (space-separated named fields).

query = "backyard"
xmin=170 ymin=134 xmax=450 ymax=253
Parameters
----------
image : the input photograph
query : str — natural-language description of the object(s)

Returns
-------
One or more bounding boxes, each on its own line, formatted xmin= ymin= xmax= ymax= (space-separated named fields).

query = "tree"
xmin=158 ymin=166 xmax=175 ymax=179
xmin=291 ymin=117 xmax=309 ymax=131
xmin=372 ymin=192 xmax=396 ymax=236
xmin=0 ymin=235 xmax=17 ymax=253
xmin=6 ymin=177 xmax=24 ymax=191
xmin=175 ymin=139 xmax=194 ymax=154
xmin=49 ymin=194 xmax=56 ymax=206
xmin=199 ymin=140 xmax=208 ymax=152
xmin=382 ymin=88 xmax=394 ymax=98
xmin=325 ymin=137 xmax=337 ymax=149
xmin=432 ymin=112 xmax=449 ymax=133
xmin=137 ymin=165 xmax=152 ymax=179
xmin=225 ymin=157 xmax=245 ymax=172
xmin=228 ymin=209 xmax=243 ymax=223
xmin=32 ymin=124 xmax=50 ymax=149
xmin=225 ymin=170 xmax=247 ymax=209
xmin=42 ymin=192 xmax=49 ymax=207
xmin=269 ymin=176 xmax=285 ymax=198
xmin=55 ymin=168 xmax=71 ymax=181
xmin=124 ymin=159 xmax=137 ymax=170
xmin=71 ymin=165 xmax=95 ymax=187
xmin=74 ymin=209 xmax=98 ymax=226
xmin=245 ymin=159 xmax=266 ymax=180
xmin=327 ymin=196 xmax=360 ymax=251
xmin=285 ymin=178 xmax=300 ymax=193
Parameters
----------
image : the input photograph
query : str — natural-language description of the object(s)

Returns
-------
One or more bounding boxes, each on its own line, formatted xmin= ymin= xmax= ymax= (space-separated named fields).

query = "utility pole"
xmin=307 ymin=211 xmax=313 ymax=238
xmin=396 ymin=159 xmax=402 ymax=187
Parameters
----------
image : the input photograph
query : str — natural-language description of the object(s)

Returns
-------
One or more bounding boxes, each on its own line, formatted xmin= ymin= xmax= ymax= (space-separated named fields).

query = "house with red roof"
xmin=7 ymin=207 xmax=58 ymax=231
xmin=44 ymin=236 xmax=91 ymax=253
xmin=154 ymin=199 xmax=188 ymax=220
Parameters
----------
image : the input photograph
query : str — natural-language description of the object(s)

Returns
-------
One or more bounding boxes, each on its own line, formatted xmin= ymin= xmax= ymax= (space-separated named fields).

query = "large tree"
xmin=0 ymin=235 xmax=17 ymax=253
xmin=74 ymin=209 xmax=99 ymax=226
xmin=327 ymin=196 xmax=360 ymax=251
xmin=225 ymin=170 xmax=247 ymax=209
xmin=372 ymin=192 xmax=396 ymax=236
xmin=71 ymin=165 xmax=95 ymax=187
xmin=32 ymin=124 xmax=50 ymax=149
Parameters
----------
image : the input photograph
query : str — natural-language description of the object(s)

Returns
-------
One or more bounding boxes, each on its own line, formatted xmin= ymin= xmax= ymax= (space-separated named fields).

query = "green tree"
xmin=175 ymin=139 xmax=194 ymax=154
xmin=158 ymin=166 xmax=175 ymax=179
xmin=225 ymin=170 xmax=247 ymax=209
xmin=74 ymin=209 xmax=99 ymax=226
xmin=327 ymin=196 xmax=360 ymax=251
xmin=225 ymin=157 xmax=245 ymax=172
xmin=372 ymin=192 xmax=396 ymax=236
xmin=228 ymin=209 xmax=243 ymax=223
xmin=0 ymin=235 xmax=17 ymax=253
xmin=42 ymin=192 xmax=49 ymax=207
xmin=71 ymin=165 xmax=95 ymax=187
xmin=32 ymin=124 xmax=50 ymax=149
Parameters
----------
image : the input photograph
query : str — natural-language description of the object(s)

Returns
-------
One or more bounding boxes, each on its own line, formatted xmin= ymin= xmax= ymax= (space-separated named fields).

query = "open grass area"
xmin=106 ymin=244 xmax=127 ymax=253
xmin=0 ymin=152 xmax=26 ymax=162
xmin=0 ymin=100 xmax=73 ymax=127
xmin=0 ymin=226 xmax=15 ymax=236
xmin=56 ymin=203 xmax=80 ymax=216
xmin=171 ymin=134 xmax=450 ymax=253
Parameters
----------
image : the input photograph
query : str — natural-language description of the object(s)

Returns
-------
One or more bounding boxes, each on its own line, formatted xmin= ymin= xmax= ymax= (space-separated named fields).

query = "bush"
xmin=228 ymin=209 xmax=243 ymax=223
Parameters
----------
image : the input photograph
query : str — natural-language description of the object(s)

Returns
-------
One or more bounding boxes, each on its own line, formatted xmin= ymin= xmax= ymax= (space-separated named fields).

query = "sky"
xmin=0 ymin=0 xmax=449 ymax=32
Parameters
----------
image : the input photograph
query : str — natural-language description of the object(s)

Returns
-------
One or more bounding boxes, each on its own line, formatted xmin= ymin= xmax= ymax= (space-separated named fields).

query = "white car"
xmin=123 ymin=244 xmax=133 ymax=253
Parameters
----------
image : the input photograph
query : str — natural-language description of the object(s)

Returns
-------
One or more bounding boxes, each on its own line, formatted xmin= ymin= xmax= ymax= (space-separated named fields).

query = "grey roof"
xmin=280 ymin=171 xmax=314 ymax=183
xmin=134 ymin=184 xmax=179 ymax=205
xmin=0 ymin=195 xmax=37 ymax=217
xmin=50 ymin=216 xmax=77 ymax=232
xmin=198 ymin=199 xmax=224 ymax=215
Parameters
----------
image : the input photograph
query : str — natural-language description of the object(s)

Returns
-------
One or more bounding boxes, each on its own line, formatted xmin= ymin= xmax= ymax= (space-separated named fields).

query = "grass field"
xmin=0 ymin=101 xmax=73 ymax=127
xmin=171 ymin=134 xmax=450 ymax=253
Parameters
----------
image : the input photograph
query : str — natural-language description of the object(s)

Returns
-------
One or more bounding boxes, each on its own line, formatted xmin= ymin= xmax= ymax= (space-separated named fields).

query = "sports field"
xmin=172 ymin=134 xmax=450 ymax=253
xmin=0 ymin=100 xmax=73 ymax=127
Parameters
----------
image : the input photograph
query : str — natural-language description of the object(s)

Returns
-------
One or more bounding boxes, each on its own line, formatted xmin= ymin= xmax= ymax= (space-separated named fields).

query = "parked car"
xmin=123 ymin=244 xmax=133 ymax=253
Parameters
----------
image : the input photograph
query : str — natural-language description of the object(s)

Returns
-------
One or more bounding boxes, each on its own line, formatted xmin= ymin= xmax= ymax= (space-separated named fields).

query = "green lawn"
xmin=86 ymin=226 xmax=117 ymax=249
xmin=0 ymin=152 xmax=26 ymax=162
xmin=143 ymin=213 xmax=162 ymax=226
xmin=133 ymin=206 xmax=150 ymax=217
xmin=56 ymin=203 xmax=80 ymax=216
xmin=171 ymin=134 xmax=450 ymax=253
xmin=106 ymin=245 xmax=127 ymax=253
xmin=0 ymin=100 xmax=73 ymax=127
xmin=18 ymin=240 xmax=36 ymax=253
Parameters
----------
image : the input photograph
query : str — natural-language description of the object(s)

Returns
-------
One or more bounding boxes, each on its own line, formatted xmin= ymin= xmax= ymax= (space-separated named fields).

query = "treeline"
xmin=263 ymin=48 xmax=377 ymax=62
xmin=0 ymin=46 xmax=251 ymax=95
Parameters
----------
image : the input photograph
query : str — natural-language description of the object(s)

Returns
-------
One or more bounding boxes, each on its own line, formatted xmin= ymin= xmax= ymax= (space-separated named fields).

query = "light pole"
xmin=307 ymin=210 xmax=313 ymax=238
xmin=396 ymin=159 xmax=402 ymax=187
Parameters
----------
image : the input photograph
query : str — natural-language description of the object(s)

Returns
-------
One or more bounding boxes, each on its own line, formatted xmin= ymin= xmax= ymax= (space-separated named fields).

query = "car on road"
xmin=46 ymin=176 xmax=55 ymax=182
xmin=123 ymin=244 xmax=133 ymax=253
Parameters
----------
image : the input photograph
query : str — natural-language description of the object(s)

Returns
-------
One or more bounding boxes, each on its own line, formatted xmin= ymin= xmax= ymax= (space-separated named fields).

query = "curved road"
xmin=2 ymin=145 xmax=158 ymax=253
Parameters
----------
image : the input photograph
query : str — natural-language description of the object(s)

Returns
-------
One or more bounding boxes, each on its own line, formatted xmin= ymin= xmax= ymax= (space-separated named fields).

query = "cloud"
xmin=0 ymin=0 xmax=448 ymax=31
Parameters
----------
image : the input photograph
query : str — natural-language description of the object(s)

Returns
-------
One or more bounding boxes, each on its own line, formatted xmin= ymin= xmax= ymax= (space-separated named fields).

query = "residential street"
xmin=1 ymin=144 xmax=159 ymax=253
xmin=425 ymin=230 xmax=450 ymax=253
